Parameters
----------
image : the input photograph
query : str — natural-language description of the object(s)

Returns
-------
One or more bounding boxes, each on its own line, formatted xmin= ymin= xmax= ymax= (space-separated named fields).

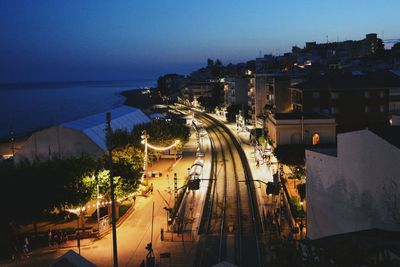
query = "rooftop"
xmin=306 ymin=146 xmax=337 ymax=157
xmin=273 ymin=112 xmax=333 ymax=120
xmin=292 ymin=71 xmax=400 ymax=91
xmin=62 ymin=105 xmax=150 ymax=150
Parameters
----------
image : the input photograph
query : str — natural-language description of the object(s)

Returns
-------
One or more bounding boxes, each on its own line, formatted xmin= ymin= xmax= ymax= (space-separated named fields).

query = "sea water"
xmin=0 ymin=80 xmax=156 ymax=138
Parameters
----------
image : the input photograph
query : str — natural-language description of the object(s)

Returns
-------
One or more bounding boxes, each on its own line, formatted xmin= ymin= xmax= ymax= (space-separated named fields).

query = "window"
xmin=365 ymin=106 xmax=370 ymax=113
xmin=364 ymin=91 xmax=370 ymax=98
xmin=331 ymin=92 xmax=339 ymax=99
xmin=312 ymin=92 xmax=320 ymax=99
xmin=312 ymin=133 xmax=320 ymax=145
xmin=380 ymin=105 xmax=385 ymax=112
xmin=380 ymin=91 xmax=385 ymax=98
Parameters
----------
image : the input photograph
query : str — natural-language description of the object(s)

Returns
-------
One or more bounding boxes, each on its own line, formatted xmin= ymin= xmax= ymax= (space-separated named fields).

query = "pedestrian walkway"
xmin=141 ymin=123 xmax=212 ymax=266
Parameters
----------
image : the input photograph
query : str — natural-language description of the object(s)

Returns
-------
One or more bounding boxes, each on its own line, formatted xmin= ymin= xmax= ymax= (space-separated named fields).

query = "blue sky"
xmin=0 ymin=0 xmax=399 ymax=83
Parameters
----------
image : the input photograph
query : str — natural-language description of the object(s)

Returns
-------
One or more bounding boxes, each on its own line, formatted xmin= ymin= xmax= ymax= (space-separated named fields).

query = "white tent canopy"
xmin=15 ymin=106 xmax=150 ymax=163
xmin=62 ymin=105 xmax=150 ymax=150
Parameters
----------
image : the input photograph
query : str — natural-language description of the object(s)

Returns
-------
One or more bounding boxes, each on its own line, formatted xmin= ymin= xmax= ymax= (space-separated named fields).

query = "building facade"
xmin=266 ymin=112 xmax=336 ymax=147
xmin=306 ymin=127 xmax=400 ymax=240
xmin=290 ymin=72 xmax=399 ymax=132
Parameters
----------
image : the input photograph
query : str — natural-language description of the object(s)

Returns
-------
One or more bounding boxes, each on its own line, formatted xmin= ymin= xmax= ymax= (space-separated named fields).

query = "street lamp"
xmin=106 ymin=112 xmax=118 ymax=267
xmin=141 ymin=130 xmax=149 ymax=181
xmin=94 ymin=169 xmax=101 ymax=234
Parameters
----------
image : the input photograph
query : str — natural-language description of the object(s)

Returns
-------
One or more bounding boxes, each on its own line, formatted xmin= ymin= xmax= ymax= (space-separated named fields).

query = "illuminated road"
xmin=3 ymin=109 xmax=266 ymax=267
xmin=3 ymin=135 xmax=201 ymax=267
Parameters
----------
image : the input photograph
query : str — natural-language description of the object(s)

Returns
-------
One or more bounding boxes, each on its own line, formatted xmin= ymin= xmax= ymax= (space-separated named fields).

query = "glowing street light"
xmin=141 ymin=130 xmax=180 ymax=180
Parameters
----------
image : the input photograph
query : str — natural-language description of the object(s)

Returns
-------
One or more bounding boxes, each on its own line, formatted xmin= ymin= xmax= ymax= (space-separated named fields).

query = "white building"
xmin=267 ymin=112 xmax=336 ymax=147
xmin=15 ymin=106 xmax=150 ymax=163
xmin=306 ymin=127 xmax=400 ymax=240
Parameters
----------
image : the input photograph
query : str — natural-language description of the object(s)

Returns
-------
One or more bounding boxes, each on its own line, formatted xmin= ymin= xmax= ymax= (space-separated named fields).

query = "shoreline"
xmin=120 ymin=87 xmax=164 ymax=110
xmin=0 ymin=87 xmax=163 ymax=156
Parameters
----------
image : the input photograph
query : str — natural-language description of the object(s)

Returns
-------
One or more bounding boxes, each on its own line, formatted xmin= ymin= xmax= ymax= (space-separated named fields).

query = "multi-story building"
xmin=247 ymin=76 xmax=256 ymax=125
xmin=253 ymin=74 xmax=271 ymax=121
xmin=266 ymin=112 xmax=336 ymax=147
xmin=290 ymin=72 xmax=400 ymax=132
xmin=293 ymin=33 xmax=384 ymax=65
xmin=181 ymin=81 xmax=221 ymax=103
xmin=234 ymin=75 xmax=253 ymax=106
xmin=157 ymin=74 xmax=186 ymax=98
xmin=265 ymin=75 xmax=292 ymax=113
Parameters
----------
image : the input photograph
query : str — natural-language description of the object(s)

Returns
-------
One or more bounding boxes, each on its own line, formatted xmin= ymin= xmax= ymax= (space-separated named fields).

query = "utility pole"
xmin=96 ymin=167 xmax=100 ymax=234
xmin=106 ymin=112 xmax=118 ymax=267
xmin=141 ymin=130 xmax=148 ymax=179
xmin=174 ymin=173 xmax=178 ymax=203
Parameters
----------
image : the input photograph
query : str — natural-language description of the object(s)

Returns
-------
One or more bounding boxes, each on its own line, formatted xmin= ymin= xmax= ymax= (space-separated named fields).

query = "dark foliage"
xmin=297 ymin=183 xmax=306 ymax=200
xmin=225 ymin=104 xmax=246 ymax=122
xmin=273 ymin=144 xmax=306 ymax=166
xmin=110 ymin=120 xmax=190 ymax=149
xmin=0 ymin=156 xmax=99 ymax=223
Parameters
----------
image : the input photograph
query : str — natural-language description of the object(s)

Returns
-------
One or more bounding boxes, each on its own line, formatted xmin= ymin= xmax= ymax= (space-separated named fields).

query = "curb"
xmin=98 ymin=202 xmax=137 ymax=239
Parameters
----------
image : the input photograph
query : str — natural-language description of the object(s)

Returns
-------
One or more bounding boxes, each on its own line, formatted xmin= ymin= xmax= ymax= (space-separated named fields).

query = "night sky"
xmin=0 ymin=0 xmax=399 ymax=83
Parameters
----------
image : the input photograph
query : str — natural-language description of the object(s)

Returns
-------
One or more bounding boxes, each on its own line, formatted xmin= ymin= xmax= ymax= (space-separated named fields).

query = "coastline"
xmin=0 ymin=87 xmax=163 ymax=156
xmin=120 ymin=87 xmax=164 ymax=110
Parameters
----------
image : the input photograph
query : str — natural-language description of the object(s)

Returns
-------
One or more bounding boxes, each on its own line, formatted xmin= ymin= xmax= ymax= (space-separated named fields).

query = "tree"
xmin=207 ymin=58 xmax=214 ymax=67
xmin=111 ymin=128 xmax=129 ymax=148
xmin=273 ymin=144 xmax=306 ymax=166
xmin=0 ymin=155 xmax=99 ymax=222
xmin=130 ymin=120 xmax=190 ymax=150
xmin=226 ymin=104 xmax=251 ymax=122
xmin=212 ymin=59 xmax=223 ymax=77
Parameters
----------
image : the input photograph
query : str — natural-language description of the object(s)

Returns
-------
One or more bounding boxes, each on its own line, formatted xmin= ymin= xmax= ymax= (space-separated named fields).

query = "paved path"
xmin=1 ymin=129 xmax=208 ymax=267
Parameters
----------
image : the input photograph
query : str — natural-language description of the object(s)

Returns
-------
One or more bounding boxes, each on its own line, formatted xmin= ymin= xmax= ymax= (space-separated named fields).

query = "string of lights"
xmin=146 ymin=140 xmax=180 ymax=151
xmin=67 ymin=139 xmax=180 ymax=214
xmin=67 ymin=193 xmax=136 ymax=215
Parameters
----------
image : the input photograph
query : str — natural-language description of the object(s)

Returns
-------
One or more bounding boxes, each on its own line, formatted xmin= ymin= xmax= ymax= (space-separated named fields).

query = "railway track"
xmin=195 ymin=112 xmax=263 ymax=267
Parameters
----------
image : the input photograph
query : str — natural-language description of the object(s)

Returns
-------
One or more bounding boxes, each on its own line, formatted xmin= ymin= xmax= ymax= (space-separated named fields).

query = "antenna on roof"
xmin=326 ymin=35 xmax=329 ymax=43
xmin=259 ymin=50 xmax=262 ymax=58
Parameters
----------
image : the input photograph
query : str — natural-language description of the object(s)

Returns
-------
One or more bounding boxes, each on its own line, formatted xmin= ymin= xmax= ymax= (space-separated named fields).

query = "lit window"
xmin=312 ymin=133 xmax=320 ymax=145
xmin=312 ymin=92 xmax=320 ymax=99
xmin=331 ymin=92 xmax=339 ymax=99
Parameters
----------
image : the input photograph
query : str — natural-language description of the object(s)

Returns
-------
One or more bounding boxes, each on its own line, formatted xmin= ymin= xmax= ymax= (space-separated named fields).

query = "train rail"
xmin=195 ymin=112 xmax=263 ymax=267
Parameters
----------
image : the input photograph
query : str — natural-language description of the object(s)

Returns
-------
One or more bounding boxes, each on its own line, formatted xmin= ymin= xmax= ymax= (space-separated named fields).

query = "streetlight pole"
xmin=141 ymin=130 xmax=148 ymax=179
xmin=96 ymin=180 xmax=100 ymax=233
xmin=106 ymin=112 xmax=118 ymax=267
